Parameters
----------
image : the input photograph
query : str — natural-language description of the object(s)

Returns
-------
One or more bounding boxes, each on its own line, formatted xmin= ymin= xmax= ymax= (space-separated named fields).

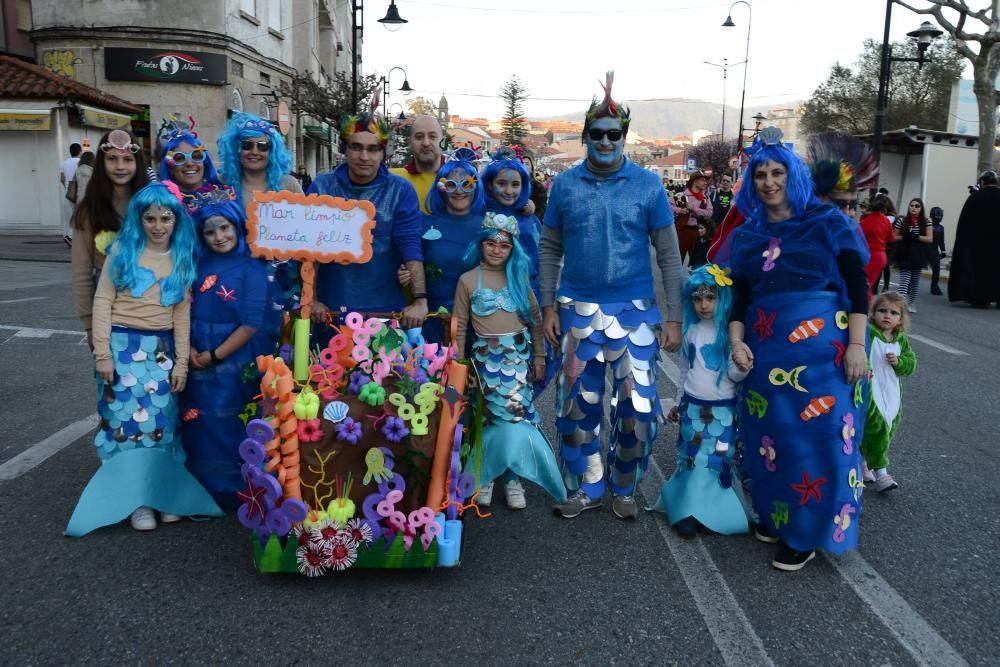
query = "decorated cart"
xmin=234 ymin=192 xmax=482 ymax=576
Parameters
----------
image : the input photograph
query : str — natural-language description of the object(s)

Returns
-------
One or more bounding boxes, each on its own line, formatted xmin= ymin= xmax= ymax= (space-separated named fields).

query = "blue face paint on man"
xmin=586 ymin=117 xmax=625 ymax=170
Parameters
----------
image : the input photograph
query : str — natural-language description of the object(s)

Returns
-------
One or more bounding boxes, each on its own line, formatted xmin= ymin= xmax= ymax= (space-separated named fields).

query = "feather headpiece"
xmin=807 ymin=131 xmax=879 ymax=195
xmin=340 ymin=92 xmax=391 ymax=147
xmin=584 ymin=71 xmax=631 ymax=133
xmin=157 ymin=115 xmax=197 ymax=146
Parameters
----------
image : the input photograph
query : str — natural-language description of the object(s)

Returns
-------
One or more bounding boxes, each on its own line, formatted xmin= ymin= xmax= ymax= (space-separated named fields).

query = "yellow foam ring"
xmin=417 ymin=401 xmax=435 ymax=416
xmin=413 ymin=391 xmax=435 ymax=406
xmin=398 ymin=404 xmax=415 ymax=420
xmin=420 ymin=382 xmax=441 ymax=395
xmin=388 ymin=392 xmax=407 ymax=407
xmin=411 ymin=414 xmax=429 ymax=431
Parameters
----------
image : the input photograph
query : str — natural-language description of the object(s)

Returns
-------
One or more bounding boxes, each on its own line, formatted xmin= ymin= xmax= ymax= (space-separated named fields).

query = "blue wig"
xmin=681 ymin=265 xmax=734 ymax=387
xmin=734 ymin=128 xmax=819 ymax=223
xmin=482 ymin=156 xmax=532 ymax=212
xmin=462 ymin=217 xmax=535 ymax=325
xmin=426 ymin=160 xmax=486 ymax=217
xmin=190 ymin=187 xmax=248 ymax=255
xmin=216 ymin=112 xmax=292 ymax=198
xmin=107 ymin=183 xmax=199 ymax=306
xmin=158 ymin=129 xmax=220 ymax=187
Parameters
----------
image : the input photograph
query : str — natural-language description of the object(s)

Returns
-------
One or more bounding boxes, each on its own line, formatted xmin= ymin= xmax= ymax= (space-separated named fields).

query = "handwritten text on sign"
xmin=245 ymin=191 xmax=376 ymax=264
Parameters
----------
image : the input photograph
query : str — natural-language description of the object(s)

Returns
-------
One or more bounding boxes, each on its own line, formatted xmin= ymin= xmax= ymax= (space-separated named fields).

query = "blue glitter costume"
xmin=543 ymin=159 xmax=675 ymax=498
xmin=308 ymin=163 xmax=423 ymax=312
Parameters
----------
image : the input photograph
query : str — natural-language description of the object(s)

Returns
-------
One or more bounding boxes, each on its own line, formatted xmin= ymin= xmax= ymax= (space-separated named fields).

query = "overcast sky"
xmin=363 ymin=0 xmax=973 ymax=120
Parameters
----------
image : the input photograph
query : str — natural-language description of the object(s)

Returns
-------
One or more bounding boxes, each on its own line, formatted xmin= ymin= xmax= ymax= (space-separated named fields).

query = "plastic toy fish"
xmin=788 ymin=318 xmax=825 ymax=343
xmin=768 ymin=365 xmax=808 ymax=392
xmin=762 ymin=237 xmax=781 ymax=272
xmin=199 ymin=275 xmax=217 ymax=292
xmin=800 ymin=395 xmax=836 ymax=421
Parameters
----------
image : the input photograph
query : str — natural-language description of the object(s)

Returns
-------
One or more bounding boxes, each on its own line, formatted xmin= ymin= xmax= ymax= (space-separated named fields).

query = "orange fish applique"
xmin=183 ymin=408 xmax=200 ymax=421
xmin=788 ymin=318 xmax=824 ymax=343
xmin=800 ymin=396 xmax=836 ymax=421
xmin=199 ymin=275 xmax=218 ymax=292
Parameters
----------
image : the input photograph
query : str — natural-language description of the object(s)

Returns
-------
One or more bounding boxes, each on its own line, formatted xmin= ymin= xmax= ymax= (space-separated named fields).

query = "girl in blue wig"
xmin=216 ymin=112 xmax=302 ymax=208
xmin=650 ymin=263 xmax=750 ymax=538
xmin=452 ymin=212 xmax=566 ymax=510
xmin=157 ymin=117 xmax=222 ymax=198
xmin=66 ymin=182 xmax=223 ymax=537
xmin=727 ymin=127 xmax=872 ymax=571
xmin=481 ymin=147 xmax=541 ymax=296
xmin=181 ymin=188 xmax=269 ymax=510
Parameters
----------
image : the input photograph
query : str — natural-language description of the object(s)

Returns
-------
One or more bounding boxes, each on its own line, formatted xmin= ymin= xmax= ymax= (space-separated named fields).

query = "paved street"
xmin=0 ymin=259 xmax=997 ymax=665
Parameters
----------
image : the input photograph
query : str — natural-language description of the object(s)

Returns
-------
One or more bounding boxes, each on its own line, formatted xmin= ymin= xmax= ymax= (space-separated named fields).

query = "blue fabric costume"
xmin=483 ymin=154 xmax=541 ymax=296
xmin=181 ymin=245 xmax=268 ymax=509
xmin=729 ymin=205 xmax=869 ymax=554
xmin=544 ymin=159 xmax=674 ymax=497
xmin=308 ymin=164 xmax=423 ymax=313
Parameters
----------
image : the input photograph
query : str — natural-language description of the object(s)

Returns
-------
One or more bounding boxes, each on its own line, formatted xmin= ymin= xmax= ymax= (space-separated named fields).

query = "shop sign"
xmin=104 ymin=48 xmax=227 ymax=85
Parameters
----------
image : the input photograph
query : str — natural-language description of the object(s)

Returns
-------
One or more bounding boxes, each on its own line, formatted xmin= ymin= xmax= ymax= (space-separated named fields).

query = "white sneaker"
xmin=130 ymin=506 xmax=157 ymax=531
xmin=475 ymin=481 xmax=494 ymax=507
xmin=907 ymin=305 xmax=917 ymax=313
xmin=160 ymin=512 xmax=182 ymax=523
xmin=505 ymin=479 xmax=527 ymax=510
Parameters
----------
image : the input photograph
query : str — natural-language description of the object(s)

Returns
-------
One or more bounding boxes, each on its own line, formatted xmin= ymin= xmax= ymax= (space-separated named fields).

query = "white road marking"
xmin=658 ymin=347 xmax=970 ymax=666
xmin=0 ymin=296 xmax=48 ymax=305
xmin=907 ymin=332 xmax=968 ymax=356
xmin=0 ymin=324 xmax=86 ymax=339
xmin=638 ymin=460 xmax=775 ymax=667
xmin=824 ymin=552 xmax=970 ymax=667
xmin=0 ymin=415 xmax=98 ymax=481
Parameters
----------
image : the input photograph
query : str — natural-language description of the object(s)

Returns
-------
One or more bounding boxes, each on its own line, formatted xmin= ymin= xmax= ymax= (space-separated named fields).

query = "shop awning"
xmin=304 ymin=123 xmax=332 ymax=146
xmin=77 ymin=103 xmax=132 ymax=130
xmin=0 ymin=106 xmax=52 ymax=131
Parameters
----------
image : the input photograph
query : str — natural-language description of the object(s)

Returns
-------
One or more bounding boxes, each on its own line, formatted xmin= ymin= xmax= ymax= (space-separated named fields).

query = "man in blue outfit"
xmin=308 ymin=106 xmax=428 ymax=328
xmin=540 ymin=72 xmax=684 ymax=520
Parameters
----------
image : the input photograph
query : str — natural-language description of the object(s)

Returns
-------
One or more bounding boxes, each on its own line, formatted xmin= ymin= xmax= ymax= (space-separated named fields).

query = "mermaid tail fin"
xmin=477 ymin=422 xmax=566 ymax=503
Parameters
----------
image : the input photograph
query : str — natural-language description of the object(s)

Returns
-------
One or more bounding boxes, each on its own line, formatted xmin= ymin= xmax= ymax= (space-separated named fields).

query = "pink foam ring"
xmin=376 ymin=499 xmax=395 ymax=518
xmin=424 ymin=520 xmax=442 ymax=540
xmin=420 ymin=531 xmax=434 ymax=552
xmin=257 ymin=473 xmax=283 ymax=501
xmin=402 ymin=532 xmax=415 ymax=551
xmin=353 ymin=330 xmax=371 ymax=346
xmin=238 ymin=438 xmax=266 ymax=465
xmin=265 ymin=508 xmax=292 ymax=536
xmin=362 ymin=317 xmax=382 ymax=334
xmin=351 ymin=345 xmax=370 ymax=363
xmin=378 ymin=472 xmax=405 ymax=496
xmin=329 ymin=333 xmax=349 ymax=352
xmin=245 ymin=418 xmax=275 ymax=444
xmin=280 ymin=498 xmax=309 ymax=523
xmin=345 ymin=312 xmax=364 ymax=329
xmin=388 ymin=510 xmax=407 ymax=531
xmin=236 ymin=502 xmax=263 ymax=529
xmin=385 ymin=489 xmax=404 ymax=505
xmin=408 ymin=506 xmax=435 ymax=529
xmin=362 ymin=493 xmax=384 ymax=523
xmin=319 ymin=347 xmax=337 ymax=367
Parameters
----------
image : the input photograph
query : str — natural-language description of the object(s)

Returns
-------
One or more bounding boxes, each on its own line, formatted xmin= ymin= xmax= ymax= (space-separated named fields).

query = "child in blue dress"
xmin=66 ymin=183 xmax=223 ymax=536
xmin=181 ymin=189 xmax=268 ymax=510
xmin=651 ymin=264 xmax=750 ymax=536
xmin=482 ymin=147 xmax=541 ymax=296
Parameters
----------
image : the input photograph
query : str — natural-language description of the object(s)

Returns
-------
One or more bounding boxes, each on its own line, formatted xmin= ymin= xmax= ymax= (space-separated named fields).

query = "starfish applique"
xmin=216 ymin=285 xmax=236 ymax=302
xmin=237 ymin=475 xmax=268 ymax=520
xmin=791 ymin=471 xmax=828 ymax=506
xmin=832 ymin=340 xmax=846 ymax=368
xmin=752 ymin=308 xmax=776 ymax=342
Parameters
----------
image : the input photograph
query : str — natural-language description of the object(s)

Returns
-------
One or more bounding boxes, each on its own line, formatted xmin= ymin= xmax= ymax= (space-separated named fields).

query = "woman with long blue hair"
xmin=66 ymin=182 xmax=223 ymax=536
xmin=727 ymin=127 xmax=871 ymax=571
xmin=216 ymin=112 xmax=302 ymax=208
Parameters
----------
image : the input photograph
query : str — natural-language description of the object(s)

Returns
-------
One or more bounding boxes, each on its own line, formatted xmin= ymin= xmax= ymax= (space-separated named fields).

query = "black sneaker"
xmin=674 ymin=517 xmax=699 ymax=538
xmin=754 ymin=523 xmax=780 ymax=544
xmin=771 ymin=546 xmax=816 ymax=571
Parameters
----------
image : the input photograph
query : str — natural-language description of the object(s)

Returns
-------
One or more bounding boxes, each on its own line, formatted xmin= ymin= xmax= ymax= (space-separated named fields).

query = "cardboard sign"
xmin=245 ymin=191 xmax=376 ymax=264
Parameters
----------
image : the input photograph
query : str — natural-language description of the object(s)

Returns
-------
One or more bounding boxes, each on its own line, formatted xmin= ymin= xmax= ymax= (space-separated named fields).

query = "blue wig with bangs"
xmin=216 ymin=112 xmax=292 ymax=199
xmin=681 ymin=264 xmax=734 ymax=387
xmin=462 ymin=214 xmax=535 ymax=325
xmin=107 ymin=183 xmax=199 ymax=306
xmin=734 ymin=128 xmax=819 ymax=223
xmin=426 ymin=159 xmax=486 ymax=217
xmin=482 ymin=152 xmax=532 ymax=213
xmin=157 ymin=119 xmax=220 ymax=187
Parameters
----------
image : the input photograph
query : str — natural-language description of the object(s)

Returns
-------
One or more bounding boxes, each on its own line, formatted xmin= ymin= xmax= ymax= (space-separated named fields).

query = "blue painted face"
xmin=586 ymin=117 xmax=625 ymax=168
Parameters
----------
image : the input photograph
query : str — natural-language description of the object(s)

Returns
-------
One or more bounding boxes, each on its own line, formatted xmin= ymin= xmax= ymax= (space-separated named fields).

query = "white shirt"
xmin=61 ymin=156 xmax=80 ymax=187
xmin=676 ymin=319 xmax=749 ymax=403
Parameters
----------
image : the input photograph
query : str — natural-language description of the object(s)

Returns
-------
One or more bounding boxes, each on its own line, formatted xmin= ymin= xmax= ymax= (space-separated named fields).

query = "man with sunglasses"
xmin=539 ymin=72 xmax=684 ymax=521
xmin=308 ymin=105 xmax=427 ymax=329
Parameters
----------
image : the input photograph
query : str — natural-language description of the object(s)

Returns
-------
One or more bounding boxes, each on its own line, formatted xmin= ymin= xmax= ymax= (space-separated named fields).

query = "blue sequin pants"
xmin=555 ymin=298 xmax=662 ymax=497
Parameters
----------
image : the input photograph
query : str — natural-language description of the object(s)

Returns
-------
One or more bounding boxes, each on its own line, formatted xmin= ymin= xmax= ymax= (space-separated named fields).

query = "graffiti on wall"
xmin=42 ymin=50 xmax=84 ymax=78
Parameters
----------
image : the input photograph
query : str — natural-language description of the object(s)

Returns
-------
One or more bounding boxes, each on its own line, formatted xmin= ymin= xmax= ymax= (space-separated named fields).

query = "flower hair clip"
xmin=99 ymin=129 xmax=140 ymax=154
xmin=706 ymin=264 xmax=733 ymax=287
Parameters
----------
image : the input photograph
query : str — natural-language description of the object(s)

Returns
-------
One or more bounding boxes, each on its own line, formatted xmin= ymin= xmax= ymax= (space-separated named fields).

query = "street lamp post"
xmin=722 ymin=1 xmax=752 ymax=148
xmin=704 ymin=57 xmax=746 ymax=142
xmin=380 ymin=66 xmax=412 ymax=116
xmin=351 ymin=2 xmax=409 ymax=113
xmin=872 ymin=0 xmax=942 ymax=173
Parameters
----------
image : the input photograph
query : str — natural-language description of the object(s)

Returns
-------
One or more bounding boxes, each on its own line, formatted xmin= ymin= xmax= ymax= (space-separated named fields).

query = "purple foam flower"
xmin=335 ymin=417 xmax=362 ymax=445
xmin=347 ymin=372 xmax=371 ymax=395
xmin=382 ymin=416 xmax=409 ymax=443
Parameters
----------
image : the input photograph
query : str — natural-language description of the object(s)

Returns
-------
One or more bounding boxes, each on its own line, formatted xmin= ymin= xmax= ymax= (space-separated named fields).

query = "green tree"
xmin=277 ymin=70 xmax=381 ymax=127
xmin=801 ymin=37 xmax=965 ymax=137
xmin=500 ymin=75 xmax=530 ymax=147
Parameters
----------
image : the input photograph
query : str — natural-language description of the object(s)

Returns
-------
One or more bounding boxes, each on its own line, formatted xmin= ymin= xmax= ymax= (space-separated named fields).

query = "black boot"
xmin=931 ymin=283 xmax=943 ymax=295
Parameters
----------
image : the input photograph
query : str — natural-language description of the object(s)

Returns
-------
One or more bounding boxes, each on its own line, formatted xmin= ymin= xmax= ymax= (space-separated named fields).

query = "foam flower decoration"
xmin=335 ymin=417 xmax=362 ymax=445
xmin=359 ymin=381 xmax=386 ymax=407
xmin=382 ymin=416 xmax=409 ymax=443
xmin=94 ymin=230 xmax=117 ymax=256
xmin=296 ymin=540 xmax=329 ymax=577
xmin=296 ymin=418 xmax=323 ymax=443
xmin=707 ymin=264 xmax=733 ymax=287
xmin=347 ymin=372 xmax=371 ymax=395
xmin=325 ymin=534 xmax=359 ymax=571
xmin=346 ymin=518 xmax=374 ymax=545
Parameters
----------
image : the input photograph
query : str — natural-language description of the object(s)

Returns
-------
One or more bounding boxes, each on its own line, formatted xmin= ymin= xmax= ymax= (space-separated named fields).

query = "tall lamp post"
xmin=872 ymin=0 xmax=942 ymax=173
xmin=722 ymin=1 xmax=752 ymax=148
xmin=380 ymin=66 xmax=412 ymax=116
xmin=704 ymin=57 xmax=746 ymax=141
xmin=351 ymin=2 xmax=409 ymax=113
